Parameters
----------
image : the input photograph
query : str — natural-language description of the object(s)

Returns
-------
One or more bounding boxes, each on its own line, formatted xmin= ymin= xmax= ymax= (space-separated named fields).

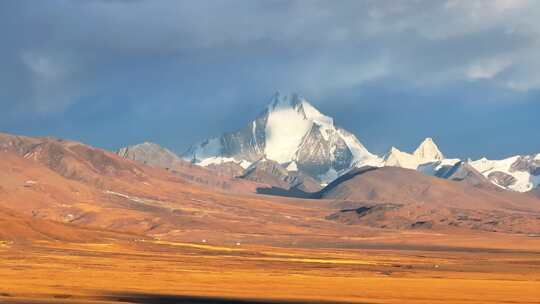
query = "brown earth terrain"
xmin=1 ymin=132 xmax=540 ymax=303
xmin=320 ymin=167 xmax=540 ymax=233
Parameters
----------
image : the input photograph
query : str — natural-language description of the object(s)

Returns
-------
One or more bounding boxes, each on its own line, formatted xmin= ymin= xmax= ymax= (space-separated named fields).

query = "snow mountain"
xmin=381 ymin=138 xmax=540 ymax=193
xmin=381 ymin=138 xmax=492 ymax=187
xmin=182 ymin=93 xmax=381 ymax=183
xmin=383 ymin=137 xmax=458 ymax=171
xmin=469 ymin=154 xmax=540 ymax=192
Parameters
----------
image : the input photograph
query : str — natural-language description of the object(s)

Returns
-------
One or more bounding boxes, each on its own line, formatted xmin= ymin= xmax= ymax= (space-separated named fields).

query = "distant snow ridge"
xmin=182 ymin=92 xmax=381 ymax=183
xmin=469 ymin=154 xmax=540 ymax=192
xmin=382 ymin=137 xmax=540 ymax=193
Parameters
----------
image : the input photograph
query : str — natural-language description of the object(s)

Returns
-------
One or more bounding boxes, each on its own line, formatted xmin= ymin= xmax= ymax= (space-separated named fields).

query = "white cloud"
xmin=493 ymin=0 xmax=530 ymax=11
xmin=19 ymin=51 xmax=81 ymax=114
xmin=467 ymin=59 xmax=511 ymax=80
xmin=21 ymin=52 xmax=67 ymax=80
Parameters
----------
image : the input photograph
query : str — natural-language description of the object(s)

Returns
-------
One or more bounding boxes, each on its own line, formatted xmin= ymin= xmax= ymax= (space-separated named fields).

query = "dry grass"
xmin=1 ymin=237 xmax=540 ymax=304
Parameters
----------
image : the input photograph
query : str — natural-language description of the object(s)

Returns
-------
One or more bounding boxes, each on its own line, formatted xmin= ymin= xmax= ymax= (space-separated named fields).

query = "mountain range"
xmin=4 ymin=93 xmax=538 ymax=240
xmin=1 ymin=130 xmax=539 ymax=239
xmin=119 ymin=93 xmax=540 ymax=196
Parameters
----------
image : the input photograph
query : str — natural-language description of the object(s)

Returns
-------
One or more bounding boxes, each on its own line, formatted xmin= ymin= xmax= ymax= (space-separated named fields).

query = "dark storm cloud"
xmin=0 ymin=0 xmax=539 ymax=158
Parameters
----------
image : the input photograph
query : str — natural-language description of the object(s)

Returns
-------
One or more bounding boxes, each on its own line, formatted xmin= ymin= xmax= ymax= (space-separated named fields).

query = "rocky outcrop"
xmin=435 ymin=161 xmax=493 ymax=187
xmin=117 ymin=142 xmax=182 ymax=169
xmin=487 ymin=171 xmax=517 ymax=188
xmin=240 ymin=159 xmax=322 ymax=194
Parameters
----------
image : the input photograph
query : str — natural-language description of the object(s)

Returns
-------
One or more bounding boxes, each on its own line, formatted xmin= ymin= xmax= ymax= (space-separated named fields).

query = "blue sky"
xmin=0 ymin=0 xmax=539 ymax=159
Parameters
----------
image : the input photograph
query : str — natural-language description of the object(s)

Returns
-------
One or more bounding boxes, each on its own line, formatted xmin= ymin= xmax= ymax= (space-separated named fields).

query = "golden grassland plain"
xmin=1 ymin=233 xmax=540 ymax=304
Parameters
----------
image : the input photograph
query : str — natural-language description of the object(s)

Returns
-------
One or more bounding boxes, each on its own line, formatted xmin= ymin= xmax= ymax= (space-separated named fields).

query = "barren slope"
xmin=319 ymin=167 xmax=540 ymax=233
xmin=0 ymin=133 xmax=346 ymax=243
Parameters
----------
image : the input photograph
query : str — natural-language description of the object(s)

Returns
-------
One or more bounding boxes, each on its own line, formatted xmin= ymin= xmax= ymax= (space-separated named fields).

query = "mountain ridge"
xmin=116 ymin=93 xmax=539 ymax=194
xmin=1 ymin=130 xmax=539 ymax=237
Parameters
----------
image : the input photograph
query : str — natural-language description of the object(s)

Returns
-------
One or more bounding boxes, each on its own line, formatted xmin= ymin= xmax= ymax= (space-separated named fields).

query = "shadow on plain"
xmin=102 ymin=293 xmax=367 ymax=304
xmin=0 ymin=292 xmax=372 ymax=304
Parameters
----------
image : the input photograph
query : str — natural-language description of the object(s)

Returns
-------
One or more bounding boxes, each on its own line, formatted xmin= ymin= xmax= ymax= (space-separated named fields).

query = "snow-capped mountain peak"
xmin=268 ymin=92 xmax=303 ymax=110
xmin=267 ymin=92 xmax=334 ymax=130
xmin=384 ymin=146 xmax=422 ymax=170
xmin=413 ymin=137 xmax=444 ymax=161
xmin=183 ymin=93 xmax=379 ymax=183
xmin=383 ymin=138 xmax=448 ymax=170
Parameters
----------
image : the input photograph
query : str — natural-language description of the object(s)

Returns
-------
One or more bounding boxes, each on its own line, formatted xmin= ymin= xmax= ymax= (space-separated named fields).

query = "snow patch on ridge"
xmin=199 ymin=157 xmax=252 ymax=169
xmin=301 ymin=100 xmax=334 ymax=141
xmin=286 ymin=161 xmax=298 ymax=171
xmin=301 ymin=100 xmax=333 ymax=126
xmin=338 ymin=129 xmax=378 ymax=165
